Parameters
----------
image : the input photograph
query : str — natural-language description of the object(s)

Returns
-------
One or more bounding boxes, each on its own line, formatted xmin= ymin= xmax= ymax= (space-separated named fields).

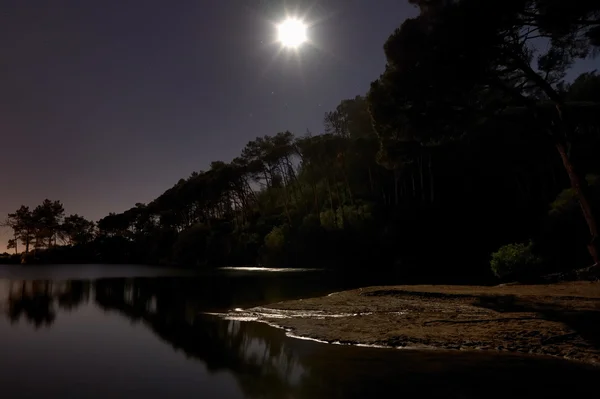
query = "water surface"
xmin=0 ymin=264 xmax=597 ymax=398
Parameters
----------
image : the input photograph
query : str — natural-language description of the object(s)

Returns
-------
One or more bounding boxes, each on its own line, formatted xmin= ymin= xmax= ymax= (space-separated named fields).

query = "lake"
xmin=0 ymin=264 xmax=598 ymax=398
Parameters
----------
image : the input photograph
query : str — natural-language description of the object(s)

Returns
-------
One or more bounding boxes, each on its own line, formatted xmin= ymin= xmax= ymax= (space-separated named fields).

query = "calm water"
xmin=0 ymin=264 xmax=598 ymax=399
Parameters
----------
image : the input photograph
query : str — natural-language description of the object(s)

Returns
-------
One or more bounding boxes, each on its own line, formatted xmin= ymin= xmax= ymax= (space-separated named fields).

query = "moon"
xmin=277 ymin=18 xmax=307 ymax=48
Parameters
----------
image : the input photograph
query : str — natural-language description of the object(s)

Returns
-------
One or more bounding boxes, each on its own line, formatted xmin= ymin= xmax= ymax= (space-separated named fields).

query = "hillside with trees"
xmin=3 ymin=0 xmax=599 ymax=282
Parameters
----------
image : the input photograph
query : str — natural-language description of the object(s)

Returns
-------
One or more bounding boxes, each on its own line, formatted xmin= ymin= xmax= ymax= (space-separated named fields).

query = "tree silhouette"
xmin=369 ymin=0 xmax=600 ymax=265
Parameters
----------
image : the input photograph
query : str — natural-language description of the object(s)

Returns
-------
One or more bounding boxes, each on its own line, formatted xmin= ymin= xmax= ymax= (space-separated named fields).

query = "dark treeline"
xmin=3 ymin=0 xmax=600 ymax=281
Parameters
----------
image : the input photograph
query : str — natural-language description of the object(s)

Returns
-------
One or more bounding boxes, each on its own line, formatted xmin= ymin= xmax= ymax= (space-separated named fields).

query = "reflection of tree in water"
xmin=5 ymin=277 xmax=599 ymax=398
xmin=1 ymin=280 xmax=90 ymax=328
xmin=94 ymin=278 xmax=306 ymax=398
xmin=57 ymin=280 xmax=90 ymax=311
xmin=5 ymin=281 xmax=55 ymax=328
xmin=93 ymin=278 xmax=600 ymax=399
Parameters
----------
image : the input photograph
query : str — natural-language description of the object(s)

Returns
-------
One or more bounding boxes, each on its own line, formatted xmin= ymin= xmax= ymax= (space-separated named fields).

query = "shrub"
xmin=490 ymin=241 xmax=542 ymax=280
xmin=264 ymin=226 xmax=286 ymax=252
xmin=319 ymin=210 xmax=337 ymax=230
xmin=261 ymin=225 xmax=290 ymax=267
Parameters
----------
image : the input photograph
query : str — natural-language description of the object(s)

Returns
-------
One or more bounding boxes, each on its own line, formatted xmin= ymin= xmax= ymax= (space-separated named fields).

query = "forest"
xmin=2 ymin=0 xmax=600 ymax=282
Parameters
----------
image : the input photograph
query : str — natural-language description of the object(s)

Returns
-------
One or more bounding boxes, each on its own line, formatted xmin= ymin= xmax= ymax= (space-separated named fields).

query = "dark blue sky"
xmin=0 ymin=0 xmax=596 ymax=249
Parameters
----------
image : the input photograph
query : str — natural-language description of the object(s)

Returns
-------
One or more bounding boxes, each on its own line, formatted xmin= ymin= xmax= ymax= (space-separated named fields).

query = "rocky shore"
xmin=226 ymin=281 xmax=600 ymax=364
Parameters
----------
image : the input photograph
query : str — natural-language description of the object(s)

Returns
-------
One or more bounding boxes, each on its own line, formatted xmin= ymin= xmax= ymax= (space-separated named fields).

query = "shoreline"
xmin=220 ymin=281 xmax=600 ymax=365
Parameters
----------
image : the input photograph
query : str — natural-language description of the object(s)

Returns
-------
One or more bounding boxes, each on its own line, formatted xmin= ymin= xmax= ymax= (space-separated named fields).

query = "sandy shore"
xmin=226 ymin=281 xmax=600 ymax=364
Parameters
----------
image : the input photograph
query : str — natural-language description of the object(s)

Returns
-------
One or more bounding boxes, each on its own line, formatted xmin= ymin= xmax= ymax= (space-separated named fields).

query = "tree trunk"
xmin=282 ymin=183 xmax=292 ymax=224
xmin=339 ymin=154 xmax=354 ymax=205
xmin=285 ymin=157 xmax=303 ymax=197
xmin=343 ymin=171 xmax=354 ymax=206
xmin=553 ymin=102 xmax=600 ymax=265
xmin=283 ymin=199 xmax=292 ymax=224
xmin=312 ymin=182 xmax=319 ymax=212
xmin=326 ymin=177 xmax=336 ymax=225
xmin=334 ymin=179 xmax=346 ymax=228
xmin=555 ymin=140 xmax=599 ymax=265
xmin=279 ymin=162 xmax=293 ymax=224
xmin=508 ymin=63 xmax=600 ymax=265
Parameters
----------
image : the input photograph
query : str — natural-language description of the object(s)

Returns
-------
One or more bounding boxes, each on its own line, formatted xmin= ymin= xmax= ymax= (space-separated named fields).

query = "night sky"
xmin=0 ymin=0 xmax=596 ymax=250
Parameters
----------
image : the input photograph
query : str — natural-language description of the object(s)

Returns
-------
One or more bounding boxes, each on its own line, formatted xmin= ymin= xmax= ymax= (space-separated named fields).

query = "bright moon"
xmin=277 ymin=18 xmax=307 ymax=48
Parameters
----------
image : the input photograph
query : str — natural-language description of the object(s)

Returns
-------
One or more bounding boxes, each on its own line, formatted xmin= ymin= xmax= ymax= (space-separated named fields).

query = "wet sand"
xmin=224 ymin=281 xmax=600 ymax=364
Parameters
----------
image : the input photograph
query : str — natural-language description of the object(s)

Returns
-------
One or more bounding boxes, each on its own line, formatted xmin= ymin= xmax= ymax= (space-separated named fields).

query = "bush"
xmin=261 ymin=225 xmax=290 ymax=267
xmin=490 ymin=241 xmax=542 ymax=280
xmin=319 ymin=210 xmax=337 ymax=230
xmin=264 ymin=226 xmax=286 ymax=251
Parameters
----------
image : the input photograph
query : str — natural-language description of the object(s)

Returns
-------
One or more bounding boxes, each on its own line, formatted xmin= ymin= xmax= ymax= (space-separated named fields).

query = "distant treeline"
xmin=3 ymin=1 xmax=600 ymax=282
